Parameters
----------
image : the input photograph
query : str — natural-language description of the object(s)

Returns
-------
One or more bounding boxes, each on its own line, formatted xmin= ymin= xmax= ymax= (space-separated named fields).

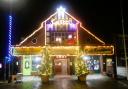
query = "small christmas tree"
xmin=74 ymin=56 xmax=89 ymax=81
xmin=38 ymin=47 xmax=52 ymax=82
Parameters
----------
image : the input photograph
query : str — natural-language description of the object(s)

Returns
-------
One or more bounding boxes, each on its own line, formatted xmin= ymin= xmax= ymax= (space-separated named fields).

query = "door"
xmin=54 ymin=58 xmax=68 ymax=75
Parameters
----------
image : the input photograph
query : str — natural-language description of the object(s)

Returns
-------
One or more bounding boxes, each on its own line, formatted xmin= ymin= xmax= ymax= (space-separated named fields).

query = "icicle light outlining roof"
xmin=18 ymin=6 xmax=105 ymax=46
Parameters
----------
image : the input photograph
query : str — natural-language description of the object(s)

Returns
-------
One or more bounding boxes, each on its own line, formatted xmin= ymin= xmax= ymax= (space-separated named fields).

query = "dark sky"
xmin=0 ymin=0 xmax=128 ymax=58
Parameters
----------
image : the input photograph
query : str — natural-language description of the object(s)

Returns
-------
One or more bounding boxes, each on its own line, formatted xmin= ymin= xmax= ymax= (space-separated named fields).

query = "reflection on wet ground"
xmin=39 ymin=75 xmax=88 ymax=89
xmin=1 ymin=74 xmax=128 ymax=89
xmin=39 ymin=74 xmax=128 ymax=89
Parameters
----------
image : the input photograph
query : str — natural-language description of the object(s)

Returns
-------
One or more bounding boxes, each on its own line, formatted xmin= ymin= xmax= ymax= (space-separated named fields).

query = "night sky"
xmin=0 ymin=0 xmax=128 ymax=58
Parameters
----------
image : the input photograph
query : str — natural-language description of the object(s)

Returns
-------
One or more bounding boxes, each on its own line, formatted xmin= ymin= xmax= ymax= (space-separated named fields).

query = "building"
xmin=11 ymin=7 xmax=114 ymax=77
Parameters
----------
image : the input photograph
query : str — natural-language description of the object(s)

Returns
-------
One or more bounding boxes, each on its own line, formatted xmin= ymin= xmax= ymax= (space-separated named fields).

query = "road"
xmin=0 ymin=74 xmax=128 ymax=89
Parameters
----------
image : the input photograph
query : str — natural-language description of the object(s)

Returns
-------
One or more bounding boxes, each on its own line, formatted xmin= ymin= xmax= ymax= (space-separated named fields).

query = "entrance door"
xmin=54 ymin=59 xmax=68 ymax=75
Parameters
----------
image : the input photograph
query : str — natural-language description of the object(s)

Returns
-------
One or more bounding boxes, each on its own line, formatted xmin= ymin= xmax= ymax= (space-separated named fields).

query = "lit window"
xmin=32 ymin=56 xmax=41 ymax=71
xmin=68 ymin=34 xmax=72 ymax=39
xmin=56 ymin=37 xmax=62 ymax=43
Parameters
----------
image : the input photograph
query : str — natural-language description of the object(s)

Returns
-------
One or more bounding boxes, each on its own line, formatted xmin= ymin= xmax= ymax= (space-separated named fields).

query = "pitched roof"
xmin=17 ymin=9 xmax=105 ymax=46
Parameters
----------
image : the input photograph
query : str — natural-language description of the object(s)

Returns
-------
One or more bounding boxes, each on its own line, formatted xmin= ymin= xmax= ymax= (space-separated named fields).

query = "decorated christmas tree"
xmin=74 ymin=55 xmax=89 ymax=81
xmin=38 ymin=47 xmax=52 ymax=82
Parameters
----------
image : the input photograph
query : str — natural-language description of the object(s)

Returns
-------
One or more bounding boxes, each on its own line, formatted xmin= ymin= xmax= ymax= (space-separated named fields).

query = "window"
xmin=46 ymin=32 xmax=50 ymax=36
xmin=32 ymin=56 xmax=41 ymax=71
xmin=46 ymin=37 xmax=50 ymax=43
xmin=31 ymin=38 xmax=37 ymax=44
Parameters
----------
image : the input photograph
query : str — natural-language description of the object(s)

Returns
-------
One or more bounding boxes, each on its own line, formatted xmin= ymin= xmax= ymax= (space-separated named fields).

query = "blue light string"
xmin=8 ymin=15 xmax=12 ymax=63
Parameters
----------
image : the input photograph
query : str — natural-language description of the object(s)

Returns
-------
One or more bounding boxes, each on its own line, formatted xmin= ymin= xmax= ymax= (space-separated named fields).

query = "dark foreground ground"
xmin=0 ymin=74 xmax=128 ymax=89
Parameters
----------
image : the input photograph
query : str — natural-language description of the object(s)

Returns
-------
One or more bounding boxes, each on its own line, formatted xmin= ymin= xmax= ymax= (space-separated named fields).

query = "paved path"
xmin=0 ymin=74 xmax=128 ymax=89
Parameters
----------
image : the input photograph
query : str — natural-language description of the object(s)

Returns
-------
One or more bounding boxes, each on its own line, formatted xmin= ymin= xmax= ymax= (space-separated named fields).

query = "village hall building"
xmin=12 ymin=7 xmax=114 ymax=76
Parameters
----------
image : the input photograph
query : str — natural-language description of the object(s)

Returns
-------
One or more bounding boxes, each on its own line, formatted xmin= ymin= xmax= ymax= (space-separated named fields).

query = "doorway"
xmin=54 ymin=58 xmax=68 ymax=75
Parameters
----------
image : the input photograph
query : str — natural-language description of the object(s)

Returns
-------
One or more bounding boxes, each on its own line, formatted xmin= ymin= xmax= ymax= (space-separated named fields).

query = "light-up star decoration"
xmin=57 ymin=6 xmax=65 ymax=19
xmin=57 ymin=6 xmax=65 ymax=13
xmin=46 ymin=6 xmax=77 ymax=32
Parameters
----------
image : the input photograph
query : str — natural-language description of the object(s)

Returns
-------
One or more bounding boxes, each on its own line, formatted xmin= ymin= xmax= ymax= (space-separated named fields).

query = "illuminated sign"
xmin=84 ymin=46 xmax=114 ymax=55
xmin=46 ymin=10 xmax=78 ymax=32
xmin=46 ymin=18 xmax=77 ymax=32
xmin=51 ymin=18 xmax=73 ymax=25
xmin=12 ymin=47 xmax=43 ymax=55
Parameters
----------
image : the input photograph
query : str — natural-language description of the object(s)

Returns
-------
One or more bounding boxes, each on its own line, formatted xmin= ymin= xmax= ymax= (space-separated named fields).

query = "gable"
xmin=79 ymin=26 xmax=105 ymax=45
xmin=18 ymin=25 xmax=45 ymax=46
xmin=16 ymin=7 xmax=105 ymax=46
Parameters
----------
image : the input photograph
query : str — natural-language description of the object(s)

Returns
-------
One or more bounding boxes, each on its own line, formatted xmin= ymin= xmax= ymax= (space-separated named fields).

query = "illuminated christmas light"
xmin=12 ymin=45 xmax=114 ymax=56
xmin=57 ymin=6 xmax=65 ymax=13
xmin=8 ymin=15 xmax=12 ymax=62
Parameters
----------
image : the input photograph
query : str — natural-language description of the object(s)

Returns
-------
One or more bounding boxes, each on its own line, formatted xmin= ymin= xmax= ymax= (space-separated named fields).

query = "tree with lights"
xmin=75 ymin=54 xmax=89 ymax=81
xmin=38 ymin=46 xmax=53 ymax=82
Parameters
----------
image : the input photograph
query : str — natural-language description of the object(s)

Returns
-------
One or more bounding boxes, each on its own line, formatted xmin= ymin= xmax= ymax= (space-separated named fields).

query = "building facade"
xmin=12 ymin=7 xmax=114 ymax=76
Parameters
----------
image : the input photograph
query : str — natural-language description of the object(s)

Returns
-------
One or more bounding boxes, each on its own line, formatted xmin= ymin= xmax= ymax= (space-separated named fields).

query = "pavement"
xmin=0 ymin=80 xmax=8 ymax=84
xmin=0 ymin=74 xmax=128 ymax=89
xmin=117 ymin=76 xmax=128 ymax=87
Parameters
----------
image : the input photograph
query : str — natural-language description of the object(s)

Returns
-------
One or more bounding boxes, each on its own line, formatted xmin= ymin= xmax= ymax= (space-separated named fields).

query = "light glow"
xmin=0 ymin=63 xmax=2 ymax=69
xmin=35 ymin=56 xmax=41 ymax=62
xmin=16 ymin=61 xmax=18 ymax=65
xmin=56 ymin=37 xmax=62 ymax=43
xmin=82 ymin=56 xmax=91 ymax=60
xmin=57 ymin=6 xmax=65 ymax=19
xmin=68 ymin=34 xmax=72 ymax=39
